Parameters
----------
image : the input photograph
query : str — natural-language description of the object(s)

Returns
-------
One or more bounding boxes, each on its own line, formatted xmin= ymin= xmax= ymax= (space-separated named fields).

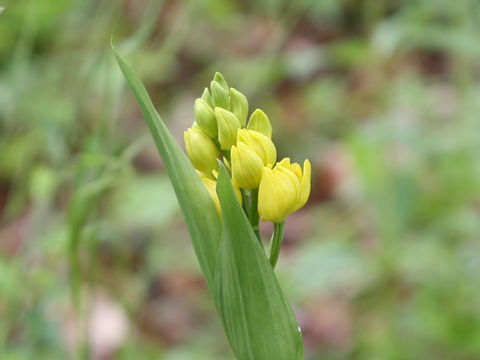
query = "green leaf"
xmin=215 ymin=164 xmax=304 ymax=360
xmin=112 ymin=46 xmax=221 ymax=289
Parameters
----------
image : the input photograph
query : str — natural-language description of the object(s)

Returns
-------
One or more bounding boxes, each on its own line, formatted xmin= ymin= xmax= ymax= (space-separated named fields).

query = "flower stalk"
xmin=269 ymin=221 xmax=286 ymax=268
xmin=248 ymin=188 xmax=261 ymax=243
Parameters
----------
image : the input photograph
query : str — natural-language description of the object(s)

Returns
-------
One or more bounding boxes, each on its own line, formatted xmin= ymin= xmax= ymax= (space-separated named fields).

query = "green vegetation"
xmin=1 ymin=0 xmax=480 ymax=359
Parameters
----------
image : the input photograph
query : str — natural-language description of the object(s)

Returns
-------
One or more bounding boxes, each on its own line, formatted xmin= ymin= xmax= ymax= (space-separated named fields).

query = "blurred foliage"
xmin=1 ymin=0 xmax=480 ymax=359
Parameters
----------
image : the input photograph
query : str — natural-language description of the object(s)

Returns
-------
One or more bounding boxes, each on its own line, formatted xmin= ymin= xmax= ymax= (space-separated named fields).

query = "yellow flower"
xmin=277 ymin=158 xmax=311 ymax=212
xmin=236 ymin=129 xmax=276 ymax=167
xmin=200 ymin=174 xmax=242 ymax=216
xmin=258 ymin=158 xmax=311 ymax=222
xmin=231 ymin=142 xmax=264 ymax=189
xmin=215 ymin=107 xmax=241 ymax=150
xmin=247 ymin=109 xmax=272 ymax=139
xmin=184 ymin=127 xmax=219 ymax=176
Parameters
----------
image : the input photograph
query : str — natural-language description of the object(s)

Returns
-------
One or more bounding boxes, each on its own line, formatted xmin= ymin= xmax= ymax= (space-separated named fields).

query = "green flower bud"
xmin=215 ymin=107 xmax=241 ymax=150
xmin=214 ymin=72 xmax=229 ymax=91
xmin=210 ymin=80 xmax=229 ymax=109
xmin=247 ymin=109 xmax=272 ymax=139
xmin=237 ymin=129 xmax=276 ymax=167
xmin=184 ymin=127 xmax=219 ymax=175
xmin=194 ymin=98 xmax=217 ymax=138
xmin=231 ymin=142 xmax=264 ymax=189
xmin=229 ymin=88 xmax=249 ymax=126
xmin=201 ymin=87 xmax=213 ymax=107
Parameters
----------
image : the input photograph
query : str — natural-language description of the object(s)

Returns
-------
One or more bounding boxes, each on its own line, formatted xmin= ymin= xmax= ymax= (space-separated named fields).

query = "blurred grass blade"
xmin=215 ymin=164 xmax=304 ymax=359
xmin=112 ymin=46 xmax=221 ymax=288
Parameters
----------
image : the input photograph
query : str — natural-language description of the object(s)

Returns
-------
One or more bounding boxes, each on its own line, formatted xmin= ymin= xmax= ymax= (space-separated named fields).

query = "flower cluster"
xmin=184 ymin=73 xmax=311 ymax=224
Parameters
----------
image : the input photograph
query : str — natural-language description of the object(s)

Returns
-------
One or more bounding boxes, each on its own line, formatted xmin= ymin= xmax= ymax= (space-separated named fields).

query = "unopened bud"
xmin=237 ymin=129 xmax=276 ymax=167
xmin=194 ymin=98 xmax=217 ymax=138
xmin=214 ymin=72 xmax=229 ymax=91
xmin=201 ymin=87 xmax=213 ymax=107
xmin=215 ymin=108 xmax=241 ymax=150
xmin=247 ymin=109 xmax=272 ymax=139
xmin=184 ymin=127 xmax=219 ymax=175
xmin=229 ymin=88 xmax=249 ymax=126
xmin=210 ymin=80 xmax=229 ymax=109
xmin=231 ymin=142 xmax=264 ymax=189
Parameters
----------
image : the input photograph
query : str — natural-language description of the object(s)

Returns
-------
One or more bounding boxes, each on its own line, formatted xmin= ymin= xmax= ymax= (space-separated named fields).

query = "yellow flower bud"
xmin=231 ymin=142 xmax=264 ymax=189
xmin=215 ymin=107 xmax=241 ymax=150
xmin=200 ymin=174 xmax=242 ymax=216
xmin=210 ymin=80 xmax=229 ymax=109
xmin=237 ymin=129 xmax=276 ymax=167
xmin=247 ymin=109 xmax=272 ymax=139
xmin=258 ymin=158 xmax=311 ymax=222
xmin=201 ymin=176 xmax=221 ymax=215
xmin=184 ymin=127 xmax=219 ymax=175
xmin=229 ymin=88 xmax=248 ymax=126
xmin=194 ymin=98 xmax=217 ymax=138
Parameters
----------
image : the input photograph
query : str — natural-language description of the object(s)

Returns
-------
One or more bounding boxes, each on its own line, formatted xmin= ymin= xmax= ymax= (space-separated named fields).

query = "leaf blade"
xmin=113 ymin=47 xmax=221 ymax=288
xmin=215 ymin=164 xmax=304 ymax=360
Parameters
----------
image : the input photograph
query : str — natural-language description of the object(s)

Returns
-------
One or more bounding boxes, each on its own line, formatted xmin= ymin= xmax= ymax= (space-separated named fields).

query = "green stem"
xmin=241 ymin=189 xmax=250 ymax=218
xmin=269 ymin=221 xmax=285 ymax=268
xmin=248 ymin=189 xmax=261 ymax=243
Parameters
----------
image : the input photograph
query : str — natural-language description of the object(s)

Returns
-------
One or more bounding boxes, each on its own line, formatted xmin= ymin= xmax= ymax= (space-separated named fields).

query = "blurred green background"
xmin=2 ymin=0 xmax=480 ymax=359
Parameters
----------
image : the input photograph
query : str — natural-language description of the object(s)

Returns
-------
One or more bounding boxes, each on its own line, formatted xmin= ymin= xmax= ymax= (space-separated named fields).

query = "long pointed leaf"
xmin=215 ymin=164 xmax=304 ymax=359
xmin=113 ymin=47 xmax=221 ymax=288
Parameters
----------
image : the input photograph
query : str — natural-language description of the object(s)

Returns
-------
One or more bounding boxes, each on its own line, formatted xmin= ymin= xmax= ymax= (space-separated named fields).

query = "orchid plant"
xmin=114 ymin=47 xmax=310 ymax=359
